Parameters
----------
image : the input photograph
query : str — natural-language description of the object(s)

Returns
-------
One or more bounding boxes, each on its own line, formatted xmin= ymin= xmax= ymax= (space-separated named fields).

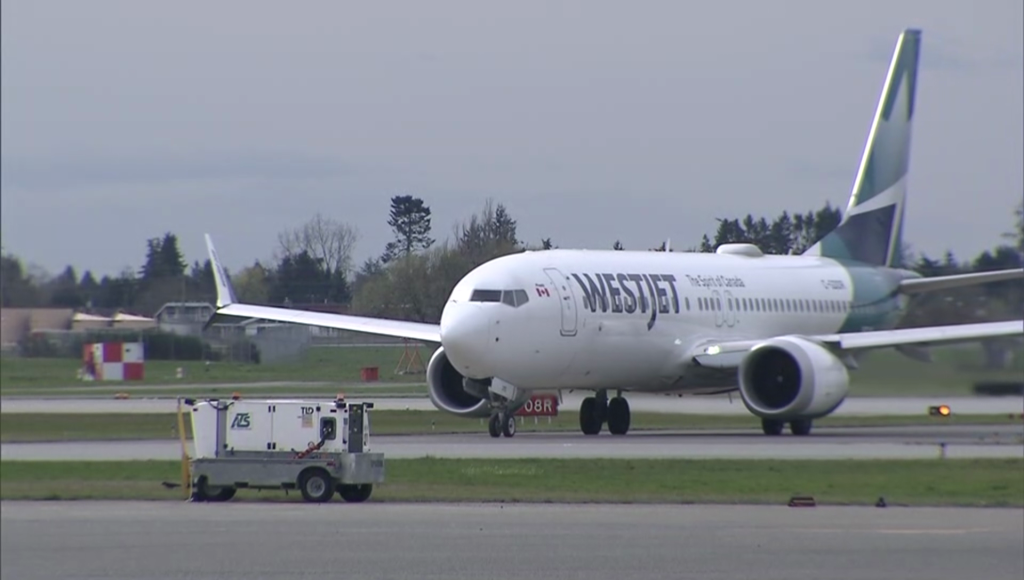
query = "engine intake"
xmin=426 ymin=347 xmax=491 ymax=417
xmin=738 ymin=336 xmax=849 ymax=420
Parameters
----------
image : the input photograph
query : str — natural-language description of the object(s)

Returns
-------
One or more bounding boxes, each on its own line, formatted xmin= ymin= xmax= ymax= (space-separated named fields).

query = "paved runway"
xmin=2 ymin=501 xmax=1021 ymax=580
xmin=3 ymin=394 xmax=1022 ymax=415
xmin=3 ymin=425 xmax=1022 ymax=461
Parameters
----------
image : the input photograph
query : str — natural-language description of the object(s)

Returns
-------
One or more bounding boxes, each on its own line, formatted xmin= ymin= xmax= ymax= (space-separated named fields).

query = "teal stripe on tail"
xmin=804 ymin=28 xmax=921 ymax=267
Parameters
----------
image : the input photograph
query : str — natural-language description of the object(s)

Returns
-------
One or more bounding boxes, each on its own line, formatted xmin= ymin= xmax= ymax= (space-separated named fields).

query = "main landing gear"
xmin=761 ymin=418 xmax=813 ymax=436
xmin=579 ymin=390 xmax=630 ymax=435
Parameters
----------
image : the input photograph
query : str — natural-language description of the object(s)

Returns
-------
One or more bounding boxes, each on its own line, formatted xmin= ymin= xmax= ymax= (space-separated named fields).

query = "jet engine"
xmin=426 ymin=347 xmax=492 ymax=417
xmin=737 ymin=336 xmax=849 ymax=420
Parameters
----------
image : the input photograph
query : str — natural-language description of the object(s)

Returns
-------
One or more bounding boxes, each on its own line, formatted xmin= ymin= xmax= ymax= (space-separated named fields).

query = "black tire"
xmin=192 ymin=476 xmax=236 ymax=502
xmin=298 ymin=468 xmax=335 ymax=503
xmin=790 ymin=419 xmax=813 ymax=436
xmin=761 ymin=419 xmax=784 ymax=435
xmin=337 ymin=484 xmax=373 ymax=503
xmin=488 ymin=414 xmax=501 ymax=438
xmin=607 ymin=397 xmax=630 ymax=435
xmin=501 ymin=414 xmax=516 ymax=437
xmin=579 ymin=397 xmax=602 ymax=435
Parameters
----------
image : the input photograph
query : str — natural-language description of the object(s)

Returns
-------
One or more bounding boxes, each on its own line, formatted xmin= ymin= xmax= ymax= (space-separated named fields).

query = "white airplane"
xmin=204 ymin=28 xmax=1023 ymax=438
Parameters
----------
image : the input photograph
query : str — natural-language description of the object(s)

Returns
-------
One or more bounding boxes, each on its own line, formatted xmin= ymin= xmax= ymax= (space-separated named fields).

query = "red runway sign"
xmin=516 ymin=394 xmax=559 ymax=417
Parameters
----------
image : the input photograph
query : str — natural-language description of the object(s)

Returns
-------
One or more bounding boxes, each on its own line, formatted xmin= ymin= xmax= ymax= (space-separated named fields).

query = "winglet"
xmin=204 ymin=234 xmax=238 ymax=308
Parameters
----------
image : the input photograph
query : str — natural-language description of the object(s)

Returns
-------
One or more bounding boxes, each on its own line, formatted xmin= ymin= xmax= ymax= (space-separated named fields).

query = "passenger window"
xmin=470 ymin=289 xmax=502 ymax=302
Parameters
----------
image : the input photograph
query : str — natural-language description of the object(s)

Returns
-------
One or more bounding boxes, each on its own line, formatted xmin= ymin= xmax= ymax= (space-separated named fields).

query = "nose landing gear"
xmin=488 ymin=412 xmax=517 ymax=438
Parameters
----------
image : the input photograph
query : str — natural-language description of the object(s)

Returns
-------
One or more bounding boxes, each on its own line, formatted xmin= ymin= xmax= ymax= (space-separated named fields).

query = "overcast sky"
xmin=2 ymin=0 xmax=1022 ymax=278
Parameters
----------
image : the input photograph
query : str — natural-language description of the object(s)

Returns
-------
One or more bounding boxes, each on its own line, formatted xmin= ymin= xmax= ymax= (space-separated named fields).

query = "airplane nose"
xmin=440 ymin=304 xmax=492 ymax=376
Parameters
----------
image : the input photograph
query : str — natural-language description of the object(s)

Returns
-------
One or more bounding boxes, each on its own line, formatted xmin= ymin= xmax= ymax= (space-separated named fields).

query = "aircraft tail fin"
xmin=204 ymin=234 xmax=238 ymax=308
xmin=803 ymin=28 xmax=921 ymax=268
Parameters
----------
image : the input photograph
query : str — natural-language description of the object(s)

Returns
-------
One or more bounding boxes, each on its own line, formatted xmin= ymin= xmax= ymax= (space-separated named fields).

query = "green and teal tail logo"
xmin=804 ymin=28 xmax=921 ymax=267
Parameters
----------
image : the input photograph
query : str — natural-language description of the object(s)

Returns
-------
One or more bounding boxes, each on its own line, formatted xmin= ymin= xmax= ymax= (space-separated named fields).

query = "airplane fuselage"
xmin=438 ymin=246 xmax=914 ymax=394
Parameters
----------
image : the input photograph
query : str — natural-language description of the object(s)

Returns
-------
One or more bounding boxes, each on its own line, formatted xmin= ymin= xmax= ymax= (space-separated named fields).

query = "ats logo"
xmin=230 ymin=413 xmax=252 ymax=430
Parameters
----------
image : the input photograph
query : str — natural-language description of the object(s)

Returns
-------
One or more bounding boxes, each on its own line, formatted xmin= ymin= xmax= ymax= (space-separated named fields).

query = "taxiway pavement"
xmin=2 ymin=394 xmax=1022 ymax=415
xmin=3 ymin=424 xmax=1021 ymax=461
xmin=2 ymin=501 xmax=1021 ymax=580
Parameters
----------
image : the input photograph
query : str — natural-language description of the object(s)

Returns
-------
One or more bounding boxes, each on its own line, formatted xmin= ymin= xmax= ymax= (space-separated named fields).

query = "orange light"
xmin=929 ymin=405 xmax=952 ymax=417
xmin=938 ymin=405 xmax=951 ymax=416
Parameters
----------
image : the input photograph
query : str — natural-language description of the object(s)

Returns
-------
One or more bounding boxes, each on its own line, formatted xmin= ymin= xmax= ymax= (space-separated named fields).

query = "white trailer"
xmin=183 ymin=397 xmax=385 ymax=503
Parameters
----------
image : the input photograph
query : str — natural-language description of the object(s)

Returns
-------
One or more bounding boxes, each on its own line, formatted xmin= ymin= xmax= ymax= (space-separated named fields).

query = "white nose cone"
xmin=439 ymin=303 xmax=493 ymax=378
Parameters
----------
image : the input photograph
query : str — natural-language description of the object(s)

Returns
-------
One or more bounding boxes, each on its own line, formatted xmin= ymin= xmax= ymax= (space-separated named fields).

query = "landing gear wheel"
xmin=789 ymin=419 xmax=813 ymax=436
xmin=501 ymin=414 xmax=517 ymax=437
xmin=761 ymin=419 xmax=785 ymax=436
xmin=607 ymin=397 xmax=631 ymax=435
xmin=579 ymin=397 xmax=603 ymax=435
xmin=337 ymin=484 xmax=373 ymax=503
xmin=488 ymin=414 xmax=501 ymax=438
xmin=298 ymin=468 xmax=335 ymax=503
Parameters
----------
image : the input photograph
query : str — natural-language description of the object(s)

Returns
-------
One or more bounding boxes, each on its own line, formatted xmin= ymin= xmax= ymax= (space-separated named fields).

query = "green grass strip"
xmin=1 ymin=458 xmax=1021 ymax=507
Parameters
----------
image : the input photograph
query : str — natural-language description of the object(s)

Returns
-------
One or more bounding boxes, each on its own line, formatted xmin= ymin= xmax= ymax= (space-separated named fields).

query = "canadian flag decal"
xmin=535 ymin=285 xmax=551 ymax=297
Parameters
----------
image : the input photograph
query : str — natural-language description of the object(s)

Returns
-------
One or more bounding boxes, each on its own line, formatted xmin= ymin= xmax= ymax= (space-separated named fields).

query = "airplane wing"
xmin=898 ymin=268 xmax=1023 ymax=295
xmin=203 ymin=234 xmax=441 ymax=343
xmin=690 ymin=319 xmax=1024 ymax=369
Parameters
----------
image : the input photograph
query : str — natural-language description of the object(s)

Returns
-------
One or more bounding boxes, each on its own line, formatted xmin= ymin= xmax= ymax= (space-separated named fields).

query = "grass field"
xmin=1 ymin=458 xmax=1020 ymax=506
xmin=1 ymin=410 xmax=1018 ymax=442
xmin=0 ymin=344 xmax=435 ymax=393
xmin=1 ymin=343 xmax=1020 ymax=397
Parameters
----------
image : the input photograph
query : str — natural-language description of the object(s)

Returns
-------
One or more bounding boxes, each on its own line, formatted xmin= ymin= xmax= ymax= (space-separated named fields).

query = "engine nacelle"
xmin=737 ymin=336 xmax=849 ymax=420
xmin=426 ymin=347 xmax=491 ymax=418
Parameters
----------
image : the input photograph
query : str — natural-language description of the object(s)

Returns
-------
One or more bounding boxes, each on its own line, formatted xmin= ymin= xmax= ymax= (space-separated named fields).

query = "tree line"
xmin=2 ymin=198 xmax=1021 ymax=330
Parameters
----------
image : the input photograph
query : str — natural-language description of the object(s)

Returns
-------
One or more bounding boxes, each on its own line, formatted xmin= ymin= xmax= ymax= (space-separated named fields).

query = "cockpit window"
xmin=470 ymin=289 xmax=503 ymax=302
xmin=514 ymin=289 xmax=529 ymax=305
xmin=470 ymin=288 xmax=530 ymax=307
xmin=501 ymin=289 xmax=530 ymax=307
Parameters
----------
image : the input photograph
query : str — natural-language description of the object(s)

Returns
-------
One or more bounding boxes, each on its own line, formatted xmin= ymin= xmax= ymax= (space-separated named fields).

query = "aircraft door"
xmin=724 ymin=290 xmax=737 ymax=327
xmin=712 ymin=290 xmax=724 ymax=327
xmin=543 ymin=268 xmax=578 ymax=337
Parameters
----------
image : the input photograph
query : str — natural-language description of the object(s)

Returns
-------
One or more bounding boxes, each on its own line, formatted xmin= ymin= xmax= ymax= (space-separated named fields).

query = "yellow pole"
xmin=176 ymin=397 xmax=191 ymax=500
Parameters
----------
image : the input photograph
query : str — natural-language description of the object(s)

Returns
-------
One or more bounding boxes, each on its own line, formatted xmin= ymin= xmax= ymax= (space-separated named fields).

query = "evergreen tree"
xmin=159 ymin=232 xmax=187 ymax=277
xmin=382 ymin=195 xmax=434 ymax=263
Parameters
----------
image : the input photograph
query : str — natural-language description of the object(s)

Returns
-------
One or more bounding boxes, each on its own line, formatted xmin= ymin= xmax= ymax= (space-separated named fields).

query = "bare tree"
xmin=277 ymin=212 xmax=359 ymax=277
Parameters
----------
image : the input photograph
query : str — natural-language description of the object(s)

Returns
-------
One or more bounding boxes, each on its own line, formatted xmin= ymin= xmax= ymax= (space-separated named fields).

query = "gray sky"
xmin=2 ymin=0 xmax=1022 ymax=279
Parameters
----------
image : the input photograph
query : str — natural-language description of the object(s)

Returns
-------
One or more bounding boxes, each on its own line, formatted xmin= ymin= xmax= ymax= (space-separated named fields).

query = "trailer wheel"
xmin=337 ymin=484 xmax=373 ymax=503
xmin=192 ymin=476 xmax=236 ymax=502
xmin=298 ymin=468 xmax=335 ymax=503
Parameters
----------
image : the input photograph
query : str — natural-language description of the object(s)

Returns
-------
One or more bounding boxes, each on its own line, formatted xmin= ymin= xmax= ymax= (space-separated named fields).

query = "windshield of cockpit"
xmin=469 ymin=289 xmax=530 ymax=307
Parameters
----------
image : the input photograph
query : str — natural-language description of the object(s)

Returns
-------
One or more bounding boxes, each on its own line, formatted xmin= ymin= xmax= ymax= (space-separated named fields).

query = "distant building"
xmin=0 ymin=308 xmax=73 ymax=348
xmin=154 ymin=302 xmax=215 ymax=336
